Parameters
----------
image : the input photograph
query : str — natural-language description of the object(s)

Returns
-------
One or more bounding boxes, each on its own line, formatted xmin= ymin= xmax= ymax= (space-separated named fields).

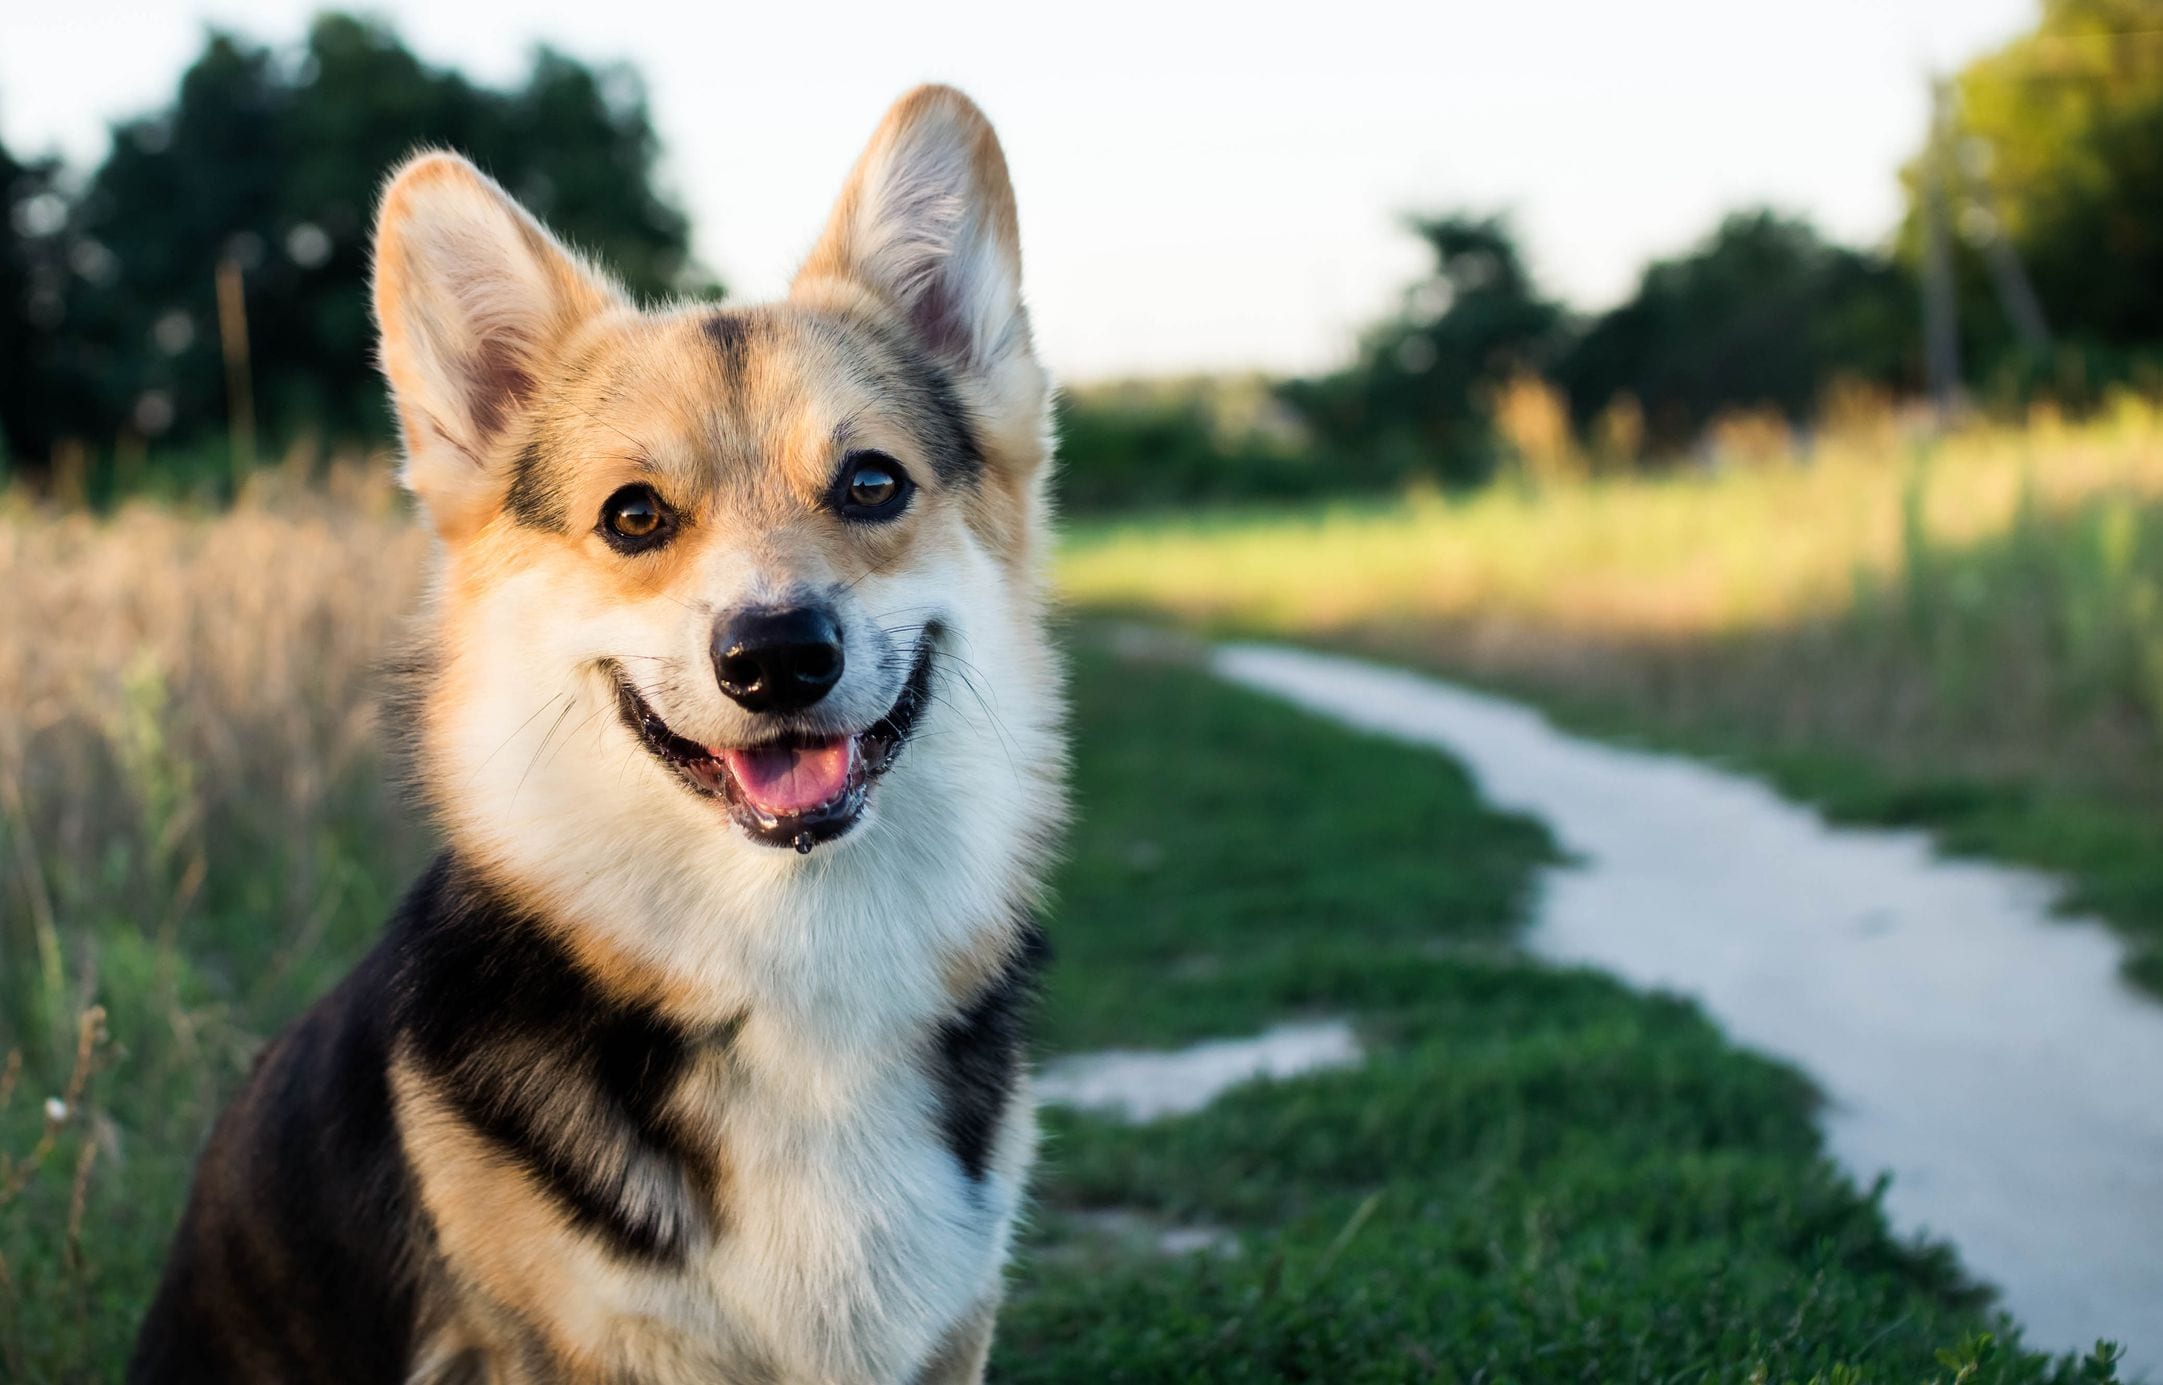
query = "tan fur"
xmin=394 ymin=1052 xmax=779 ymax=1384
xmin=911 ymin=1302 xmax=999 ymax=1385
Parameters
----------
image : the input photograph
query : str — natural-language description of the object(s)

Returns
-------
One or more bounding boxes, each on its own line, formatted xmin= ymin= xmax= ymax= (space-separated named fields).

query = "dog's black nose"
xmin=712 ymin=607 xmax=845 ymax=713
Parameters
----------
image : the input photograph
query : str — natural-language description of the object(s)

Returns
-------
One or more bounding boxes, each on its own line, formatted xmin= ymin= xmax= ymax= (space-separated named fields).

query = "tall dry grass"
xmin=1 ymin=456 xmax=431 ymax=1375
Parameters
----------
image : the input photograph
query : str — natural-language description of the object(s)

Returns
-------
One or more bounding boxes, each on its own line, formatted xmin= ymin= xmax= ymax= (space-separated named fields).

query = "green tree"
xmin=1906 ymin=0 xmax=2163 ymax=381
xmin=26 ymin=12 xmax=710 ymax=464
xmin=0 ymin=133 xmax=87 ymax=468
xmin=1282 ymin=214 xmax=1566 ymax=487
xmin=1557 ymin=210 xmax=1914 ymax=450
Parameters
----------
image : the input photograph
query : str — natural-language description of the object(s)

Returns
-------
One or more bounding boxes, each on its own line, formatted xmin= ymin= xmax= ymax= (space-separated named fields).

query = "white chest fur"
xmin=579 ymin=1016 xmax=1032 ymax=1385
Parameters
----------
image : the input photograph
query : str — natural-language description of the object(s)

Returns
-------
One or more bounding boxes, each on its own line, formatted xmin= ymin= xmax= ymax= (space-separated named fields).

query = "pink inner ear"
xmin=459 ymin=341 xmax=533 ymax=442
xmin=908 ymin=275 xmax=974 ymax=364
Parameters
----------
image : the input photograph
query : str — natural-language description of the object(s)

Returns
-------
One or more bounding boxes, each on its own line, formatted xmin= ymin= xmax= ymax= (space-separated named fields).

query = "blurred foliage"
xmin=1 ymin=142 xmax=71 ymax=472
xmin=17 ymin=0 xmax=2163 ymax=505
xmin=1279 ymin=215 xmax=1568 ymax=489
xmin=0 ymin=12 xmax=709 ymax=472
xmin=1054 ymin=377 xmax=1320 ymax=513
xmin=1556 ymin=210 xmax=1917 ymax=452
xmin=1901 ymin=0 xmax=2163 ymax=395
xmin=1284 ymin=209 xmax=1919 ymax=480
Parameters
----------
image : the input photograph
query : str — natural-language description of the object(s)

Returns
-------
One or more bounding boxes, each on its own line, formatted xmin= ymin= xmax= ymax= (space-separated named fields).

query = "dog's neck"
xmin=430 ymin=735 xmax=1051 ymax=1062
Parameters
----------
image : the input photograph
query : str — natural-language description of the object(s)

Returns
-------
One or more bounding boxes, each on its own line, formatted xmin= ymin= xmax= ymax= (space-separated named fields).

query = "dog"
xmin=128 ymin=85 xmax=1064 ymax=1384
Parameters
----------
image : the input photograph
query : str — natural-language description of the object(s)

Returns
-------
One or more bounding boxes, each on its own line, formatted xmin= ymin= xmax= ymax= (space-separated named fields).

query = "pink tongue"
xmin=722 ymin=737 xmax=855 ymax=816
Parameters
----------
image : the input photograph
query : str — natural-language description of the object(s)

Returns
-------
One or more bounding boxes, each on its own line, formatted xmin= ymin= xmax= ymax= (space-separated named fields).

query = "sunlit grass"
xmin=1059 ymin=405 xmax=2163 ymax=993
xmin=1062 ymin=401 xmax=2163 ymax=641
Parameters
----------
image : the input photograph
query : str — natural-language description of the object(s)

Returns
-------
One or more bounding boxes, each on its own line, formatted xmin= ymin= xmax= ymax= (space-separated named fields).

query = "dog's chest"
xmin=631 ymin=1032 xmax=1024 ymax=1382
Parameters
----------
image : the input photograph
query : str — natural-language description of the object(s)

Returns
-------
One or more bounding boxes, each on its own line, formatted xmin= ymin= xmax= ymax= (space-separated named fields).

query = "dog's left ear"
xmin=793 ymin=87 xmax=1047 ymax=461
xmin=373 ymin=152 xmax=624 ymax=540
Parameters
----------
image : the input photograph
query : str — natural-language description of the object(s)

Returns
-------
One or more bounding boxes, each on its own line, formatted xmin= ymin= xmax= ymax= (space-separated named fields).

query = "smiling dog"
xmin=128 ymin=86 xmax=1064 ymax=1384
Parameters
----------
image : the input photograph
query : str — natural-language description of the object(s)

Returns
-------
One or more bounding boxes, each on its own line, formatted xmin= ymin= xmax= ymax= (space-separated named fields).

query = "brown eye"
xmin=835 ymin=452 xmax=913 ymax=521
xmin=600 ymin=484 xmax=673 ymax=550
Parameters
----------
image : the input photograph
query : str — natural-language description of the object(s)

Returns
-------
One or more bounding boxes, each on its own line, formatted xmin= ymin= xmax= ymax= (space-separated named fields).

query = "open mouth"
xmin=609 ymin=629 xmax=938 ymax=853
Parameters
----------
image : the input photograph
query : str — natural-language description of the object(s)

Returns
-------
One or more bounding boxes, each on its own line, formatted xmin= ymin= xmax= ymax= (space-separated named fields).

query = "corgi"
xmin=128 ymin=85 xmax=1064 ymax=1384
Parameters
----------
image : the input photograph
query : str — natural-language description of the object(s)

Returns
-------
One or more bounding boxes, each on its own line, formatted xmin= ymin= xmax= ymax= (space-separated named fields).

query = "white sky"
xmin=3 ymin=0 xmax=2034 ymax=381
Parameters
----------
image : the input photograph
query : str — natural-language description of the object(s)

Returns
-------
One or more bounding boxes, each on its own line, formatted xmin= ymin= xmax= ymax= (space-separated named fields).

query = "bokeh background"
xmin=6 ymin=1 xmax=2163 ymax=1379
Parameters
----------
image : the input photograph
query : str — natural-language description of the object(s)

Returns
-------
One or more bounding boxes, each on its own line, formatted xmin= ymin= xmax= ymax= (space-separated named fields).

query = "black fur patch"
xmin=702 ymin=309 xmax=757 ymax=388
xmin=394 ymin=857 xmax=719 ymax=1265
xmin=129 ymin=938 xmax=421 ymax=1382
xmin=504 ymin=432 xmax=566 ymax=531
xmin=127 ymin=855 xmax=729 ymax=1382
xmin=854 ymin=316 xmax=988 ymax=488
xmin=931 ymin=919 xmax=1048 ymax=1182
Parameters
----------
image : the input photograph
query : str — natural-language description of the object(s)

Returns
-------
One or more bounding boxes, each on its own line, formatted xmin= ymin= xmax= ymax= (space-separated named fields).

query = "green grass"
xmin=0 ymin=628 xmax=2131 ymax=1380
xmin=995 ymin=638 xmax=2124 ymax=1382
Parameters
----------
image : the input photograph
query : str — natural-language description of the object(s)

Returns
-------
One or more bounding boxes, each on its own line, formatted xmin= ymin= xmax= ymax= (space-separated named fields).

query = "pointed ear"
xmin=372 ymin=152 xmax=621 ymax=538
xmin=793 ymin=86 xmax=1040 ymax=399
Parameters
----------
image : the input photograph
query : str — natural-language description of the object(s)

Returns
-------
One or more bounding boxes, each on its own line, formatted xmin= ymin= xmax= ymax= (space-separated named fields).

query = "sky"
xmin=3 ymin=0 xmax=2036 ymax=382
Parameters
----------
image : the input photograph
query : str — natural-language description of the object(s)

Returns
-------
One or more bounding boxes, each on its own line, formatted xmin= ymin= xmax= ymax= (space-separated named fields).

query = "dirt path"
xmin=1213 ymin=642 xmax=2163 ymax=1375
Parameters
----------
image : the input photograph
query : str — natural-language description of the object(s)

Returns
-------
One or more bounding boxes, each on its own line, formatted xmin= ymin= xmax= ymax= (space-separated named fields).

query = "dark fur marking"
xmin=398 ymin=857 xmax=713 ymax=1265
xmin=503 ymin=432 xmax=567 ymax=531
xmin=128 ymin=854 xmax=722 ymax=1381
xmin=902 ymin=346 xmax=989 ymax=489
xmin=811 ymin=309 xmax=987 ymax=489
xmin=931 ymin=919 xmax=1047 ymax=1182
xmin=874 ymin=333 xmax=987 ymax=488
xmin=129 ymin=943 xmax=421 ymax=1383
xmin=462 ymin=344 xmax=531 ymax=443
xmin=703 ymin=310 xmax=757 ymax=389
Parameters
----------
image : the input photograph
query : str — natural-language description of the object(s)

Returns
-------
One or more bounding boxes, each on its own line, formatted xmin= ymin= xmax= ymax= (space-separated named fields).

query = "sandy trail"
xmin=1212 ymin=642 xmax=2163 ymax=1375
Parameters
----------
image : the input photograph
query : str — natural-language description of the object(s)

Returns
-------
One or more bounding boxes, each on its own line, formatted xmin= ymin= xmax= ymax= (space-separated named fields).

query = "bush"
xmin=1055 ymin=378 xmax=1325 ymax=514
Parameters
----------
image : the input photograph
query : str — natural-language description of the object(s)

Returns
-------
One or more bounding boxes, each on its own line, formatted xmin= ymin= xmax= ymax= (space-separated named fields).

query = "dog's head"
xmin=373 ymin=88 xmax=1060 ymax=962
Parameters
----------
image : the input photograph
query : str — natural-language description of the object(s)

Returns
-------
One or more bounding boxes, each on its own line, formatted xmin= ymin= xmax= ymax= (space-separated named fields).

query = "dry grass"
xmin=0 ymin=457 xmax=431 ymax=1374
xmin=1062 ymin=401 xmax=2163 ymax=804
xmin=2 ymin=459 xmax=427 ymax=1040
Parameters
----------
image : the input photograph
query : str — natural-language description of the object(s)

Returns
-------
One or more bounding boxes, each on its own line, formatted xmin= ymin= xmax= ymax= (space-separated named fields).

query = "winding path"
xmin=1213 ymin=642 xmax=2163 ymax=1376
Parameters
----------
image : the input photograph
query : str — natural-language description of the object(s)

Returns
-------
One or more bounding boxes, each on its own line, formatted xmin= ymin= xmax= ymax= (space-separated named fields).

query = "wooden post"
xmin=214 ymin=257 xmax=256 ymax=491
xmin=1964 ymin=150 xmax=2053 ymax=355
xmin=1921 ymin=76 xmax=1964 ymax=423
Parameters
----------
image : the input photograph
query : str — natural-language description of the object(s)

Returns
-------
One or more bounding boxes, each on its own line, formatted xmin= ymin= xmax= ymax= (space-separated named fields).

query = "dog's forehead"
xmin=507 ymin=305 xmax=980 ymax=532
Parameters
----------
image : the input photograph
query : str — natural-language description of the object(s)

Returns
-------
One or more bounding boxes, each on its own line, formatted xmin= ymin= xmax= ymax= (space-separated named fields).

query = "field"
xmin=0 ymin=428 xmax=2147 ymax=1378
xmin=1064 ymin=407 xmax=2163 ymax=994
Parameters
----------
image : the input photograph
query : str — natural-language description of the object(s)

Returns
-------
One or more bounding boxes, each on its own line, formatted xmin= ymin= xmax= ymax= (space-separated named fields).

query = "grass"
xmin=1 ymin=478 xmax=430 ymax=1376
xmin=0 ymin=464 xmax=2138 ymax=1378
xmin=1059 ymin=407 xmax=2163 ymax=993
xmin=994 ymin=639 xmax=2123 ymax=1382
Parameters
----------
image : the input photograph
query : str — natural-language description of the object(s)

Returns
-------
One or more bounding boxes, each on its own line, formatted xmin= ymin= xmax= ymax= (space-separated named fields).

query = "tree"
xmin=1282 ymin=214 xmax=1567 ymax=486
xmin=1557 ymin=210 xmax=1914 ymax=450
xmin=1904 ymin=0 xmax=2163 ymax=378
xmin=0 ymin=133 xmax=88 ymax=468
xmin=12 ymin=13 xmax=711 ymax=466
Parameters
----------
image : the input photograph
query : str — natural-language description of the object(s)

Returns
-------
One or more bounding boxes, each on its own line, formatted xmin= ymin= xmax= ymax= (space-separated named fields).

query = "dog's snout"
xmin=712 ymin=607 xmax=845 ymax=714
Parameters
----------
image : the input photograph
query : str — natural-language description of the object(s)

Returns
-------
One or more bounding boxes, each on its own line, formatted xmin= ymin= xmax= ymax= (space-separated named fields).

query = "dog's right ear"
xmin=372 ymin=153 xmax=622 ymax=540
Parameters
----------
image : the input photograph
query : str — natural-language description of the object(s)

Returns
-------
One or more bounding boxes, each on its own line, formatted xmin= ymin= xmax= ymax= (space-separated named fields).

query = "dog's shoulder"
xmin=390 ymin=854 xmax=726 ymax=1267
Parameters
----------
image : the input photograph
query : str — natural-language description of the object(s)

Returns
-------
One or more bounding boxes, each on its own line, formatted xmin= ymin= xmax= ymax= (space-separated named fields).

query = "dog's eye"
xmin=599 ymin=484 xmax=675 ymax=551
xmin=835 ymin=452 xmax=913 ymax=522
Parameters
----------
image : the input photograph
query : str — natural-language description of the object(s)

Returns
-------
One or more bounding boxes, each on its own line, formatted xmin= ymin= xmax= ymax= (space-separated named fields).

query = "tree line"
xmin=4 ymin=1 xmax=2162 ymax=501
xmin=0 ymin=13 xmax=709 ymax=476
xmin=1278 ymin=0 xmax=2163 ymax=490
